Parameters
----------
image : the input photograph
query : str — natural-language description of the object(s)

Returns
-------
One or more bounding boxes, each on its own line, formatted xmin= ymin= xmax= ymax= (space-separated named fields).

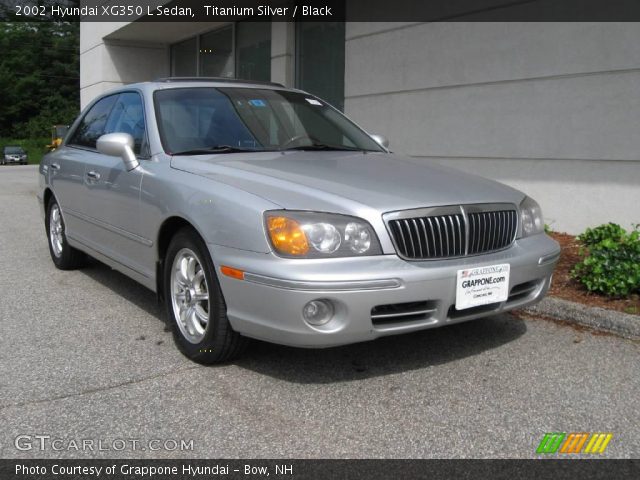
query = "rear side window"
xmin=103 ymin=92 xmax=147 ymax=155
xmin=68 ymin=95 xmax=118 ymax=149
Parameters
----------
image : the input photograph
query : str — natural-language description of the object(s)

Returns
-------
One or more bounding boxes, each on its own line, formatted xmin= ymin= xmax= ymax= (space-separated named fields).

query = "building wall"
xmin=80 ymin=22 xmax=294 ymax=108
xmin=344 ymin=22 xmax=640 ymax=233
xmin=80 ymin=21 xmax=639 ymax=234
xmin=80 ymin=22 xmax=169 ymax=108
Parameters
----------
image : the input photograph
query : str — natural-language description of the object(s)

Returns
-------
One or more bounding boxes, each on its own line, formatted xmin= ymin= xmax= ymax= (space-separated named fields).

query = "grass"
xmin=0 ymin=137 xmax=49 ymax=165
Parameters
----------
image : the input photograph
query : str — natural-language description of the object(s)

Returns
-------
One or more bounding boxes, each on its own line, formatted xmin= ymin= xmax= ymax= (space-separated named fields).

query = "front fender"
xmin=140 ymin=162 xmax=280 ymax=254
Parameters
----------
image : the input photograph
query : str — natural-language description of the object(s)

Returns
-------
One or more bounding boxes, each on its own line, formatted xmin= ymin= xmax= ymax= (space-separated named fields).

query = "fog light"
xmin=302 ymin=299 xmax=334 ymax=326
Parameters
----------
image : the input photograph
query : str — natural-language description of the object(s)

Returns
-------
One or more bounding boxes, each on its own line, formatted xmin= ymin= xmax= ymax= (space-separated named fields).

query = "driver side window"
xmin=68 ymin=95 xmax=117 ymax=149
xmin=104 ymin=92 xmax=147 ymax=156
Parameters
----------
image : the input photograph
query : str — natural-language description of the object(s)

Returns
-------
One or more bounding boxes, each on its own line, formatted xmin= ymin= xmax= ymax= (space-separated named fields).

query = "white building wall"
xmin=270 ymin=22 xmax=295 ymax=87
xmin=344 ymin=22 xmax=640 ymax=234
xmin=81 ymin=21 xmax=287 ymax=108
xmin=80 ymin=21 xmax=639 ymax=234
xmin=80 ymin=22 xmax=168 ymax=108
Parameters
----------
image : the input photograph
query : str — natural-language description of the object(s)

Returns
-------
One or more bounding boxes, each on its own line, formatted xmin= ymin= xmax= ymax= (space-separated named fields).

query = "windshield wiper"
xmin=171 ymin=145 xmax=267 ymax=155
xmin=282 ymin=143 xmax=363 ymax=152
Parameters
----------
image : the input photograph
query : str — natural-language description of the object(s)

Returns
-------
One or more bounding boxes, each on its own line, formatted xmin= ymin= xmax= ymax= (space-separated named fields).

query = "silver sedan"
xmin=38 ymin=78 xmax=560 ymax=363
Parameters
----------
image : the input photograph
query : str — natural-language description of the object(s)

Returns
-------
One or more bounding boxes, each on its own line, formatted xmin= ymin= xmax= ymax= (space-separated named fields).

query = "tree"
xmin=0 ymin=15 xmax=79 ymax=138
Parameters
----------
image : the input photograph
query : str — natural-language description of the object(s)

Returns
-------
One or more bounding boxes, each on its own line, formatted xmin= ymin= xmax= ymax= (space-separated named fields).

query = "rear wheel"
xmin=45 ymin=198 xmax=84 ymax=269
xmin=164 ymin=228 xmax=248 ymax=363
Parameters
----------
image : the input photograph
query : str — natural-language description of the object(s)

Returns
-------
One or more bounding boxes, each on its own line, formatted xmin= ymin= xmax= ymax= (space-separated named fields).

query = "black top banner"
xmin=4 ymin=0 xmax=640 ymax=22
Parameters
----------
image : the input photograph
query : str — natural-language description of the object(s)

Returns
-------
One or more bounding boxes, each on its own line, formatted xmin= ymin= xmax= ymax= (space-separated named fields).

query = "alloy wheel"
xmin=170 ymin=248 xmax=210 ymax=344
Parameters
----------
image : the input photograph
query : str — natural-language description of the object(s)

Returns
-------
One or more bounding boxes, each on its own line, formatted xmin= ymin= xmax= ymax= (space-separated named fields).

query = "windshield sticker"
xmin=249 ymin=99 xmax=267 ymax=107
xmin=306 ymin=98 xmax=322 ymax=106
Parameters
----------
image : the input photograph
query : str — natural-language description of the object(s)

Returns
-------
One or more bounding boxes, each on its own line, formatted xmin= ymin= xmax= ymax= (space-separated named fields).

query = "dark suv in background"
xmin=2 ymin=146 xmax=28 ymax=165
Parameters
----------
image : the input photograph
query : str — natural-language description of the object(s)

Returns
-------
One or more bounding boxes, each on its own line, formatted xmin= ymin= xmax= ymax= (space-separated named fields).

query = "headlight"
xmin=265 ymin=211 xmax=382 ymax=258
xmin=519 ymin=196 xmax=544 ymax=237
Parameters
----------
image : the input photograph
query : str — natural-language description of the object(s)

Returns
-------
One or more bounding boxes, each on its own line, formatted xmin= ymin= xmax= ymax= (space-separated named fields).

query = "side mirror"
xmin=96 ymin=133 xmax=139 ymax=171
xmin=370 ymin=134 xmax=390 ymax=150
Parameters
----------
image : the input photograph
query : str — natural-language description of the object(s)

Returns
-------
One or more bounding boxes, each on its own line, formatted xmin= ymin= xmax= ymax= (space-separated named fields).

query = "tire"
xmin=164 ymin=227 xmax=248 ymax=364
xmin=45 ymin=198 xmax=84 ymax=269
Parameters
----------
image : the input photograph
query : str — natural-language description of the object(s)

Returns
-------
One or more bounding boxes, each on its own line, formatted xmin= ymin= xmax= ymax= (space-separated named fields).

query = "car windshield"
xmin=154 ymin=87 xmax=384 ymax=155
xmin=4 ymin=146 xmax=24 ymax=154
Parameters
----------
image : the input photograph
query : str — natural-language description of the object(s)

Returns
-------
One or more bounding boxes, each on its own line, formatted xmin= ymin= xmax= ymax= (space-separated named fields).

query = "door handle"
xmin=50 ymin=163 xmax=60 ymax=170
xmin=86 ymin=171 xmax=101 ymax=181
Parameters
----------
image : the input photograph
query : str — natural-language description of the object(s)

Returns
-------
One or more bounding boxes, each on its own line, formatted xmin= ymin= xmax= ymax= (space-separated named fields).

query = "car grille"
xmin=386 ymin=205 xmax=518 ymax=260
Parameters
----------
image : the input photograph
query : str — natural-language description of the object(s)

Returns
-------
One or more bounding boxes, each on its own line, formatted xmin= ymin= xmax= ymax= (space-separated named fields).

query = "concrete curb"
xmin=523 ymin=296 xmax=640 ymax=340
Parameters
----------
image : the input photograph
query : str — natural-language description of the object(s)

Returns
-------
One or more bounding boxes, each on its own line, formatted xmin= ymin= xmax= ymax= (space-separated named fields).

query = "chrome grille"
xmin=388 ymin=214 xmax=465 ymax=259
xmin=467 ymin=210 xmax=518 ymax=255
xmin=386 ymin=205 xmax=517 ymax=260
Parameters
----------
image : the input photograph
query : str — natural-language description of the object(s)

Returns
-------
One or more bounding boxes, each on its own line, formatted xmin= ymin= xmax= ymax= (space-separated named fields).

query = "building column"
xmin=270 ymin=22 xmax=295 ymax=86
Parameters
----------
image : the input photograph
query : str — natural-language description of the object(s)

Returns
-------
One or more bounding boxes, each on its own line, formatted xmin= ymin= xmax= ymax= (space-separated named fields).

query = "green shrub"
xmin=571 ymin=223 xmax=640 ymax=298
xmin=577 ymin=222 xmax=627 ymax=246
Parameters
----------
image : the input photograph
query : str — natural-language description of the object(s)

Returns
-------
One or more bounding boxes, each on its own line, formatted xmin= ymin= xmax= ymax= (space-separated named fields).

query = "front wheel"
xmin=45 ymin=198 xmax=84 ymax=269
xmin=164 ymin=228 xmax=248 ymax=364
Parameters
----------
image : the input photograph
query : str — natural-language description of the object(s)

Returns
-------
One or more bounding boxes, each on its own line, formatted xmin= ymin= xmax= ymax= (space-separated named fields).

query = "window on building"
xmin=236 ymin=22 xmax=271 ymax=81
xmin=170 ymin=23 xmax=271 ymax=82
xmin=171 ymin=37 xmax=197 ymax=77
xmin=295 ymin=22 xmax=345 ymax=111
xmin=200 ymin=26 xmax=234 ymax=78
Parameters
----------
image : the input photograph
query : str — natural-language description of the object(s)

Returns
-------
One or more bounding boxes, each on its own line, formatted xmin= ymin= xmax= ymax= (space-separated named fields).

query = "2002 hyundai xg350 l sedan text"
xmin=38 ymin=78 xmax=560 ymax=363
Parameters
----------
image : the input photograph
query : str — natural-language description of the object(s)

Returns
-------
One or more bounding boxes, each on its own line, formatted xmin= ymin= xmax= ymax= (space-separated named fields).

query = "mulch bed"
xmin=547 ymin=232 xmax=639 ymax=315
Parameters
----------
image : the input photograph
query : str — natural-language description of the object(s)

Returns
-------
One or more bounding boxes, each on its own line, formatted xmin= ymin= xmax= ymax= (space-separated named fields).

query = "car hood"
xmin=170 ymin=151 xmax=525 ymax=214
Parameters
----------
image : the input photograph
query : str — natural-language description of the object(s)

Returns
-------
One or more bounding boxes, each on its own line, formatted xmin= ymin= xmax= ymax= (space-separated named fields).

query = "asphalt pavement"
xmin=0 ymin=165 xmax=638 ymax=459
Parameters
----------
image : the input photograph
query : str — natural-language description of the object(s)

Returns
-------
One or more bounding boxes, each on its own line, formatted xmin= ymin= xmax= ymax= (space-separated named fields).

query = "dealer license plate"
xmin=455 ymin=263 xmax=510 ymax=310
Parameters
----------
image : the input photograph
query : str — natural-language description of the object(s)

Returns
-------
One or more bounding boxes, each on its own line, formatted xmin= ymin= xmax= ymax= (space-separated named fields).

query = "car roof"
xmin=156 ymin=77 xmax=284 ymax=88
xmin=103 ymin=77 xmax=305 ymax=97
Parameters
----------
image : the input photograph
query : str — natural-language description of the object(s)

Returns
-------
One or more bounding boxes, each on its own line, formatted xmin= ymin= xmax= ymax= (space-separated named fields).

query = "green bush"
xmin=571 ymin=223 xmax=640 ymax=298
xmin=577 ymin=223 xmax=627 ymax=246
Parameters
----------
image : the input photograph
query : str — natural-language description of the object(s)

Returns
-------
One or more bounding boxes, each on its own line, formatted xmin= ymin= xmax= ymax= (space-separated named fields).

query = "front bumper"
xmin=4 ymin=157 xmax=23 ymax=164
xmin=210 ymin=234 xmax=560 ymax=348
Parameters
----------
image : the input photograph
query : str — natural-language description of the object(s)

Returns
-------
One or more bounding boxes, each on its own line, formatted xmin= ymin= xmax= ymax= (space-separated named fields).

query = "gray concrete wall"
xmin=345 ymin=22 xmax=640 ymax=233
xmin=80 ymin=22 xmax=169 ymax=108
xmin=80 ymin=21 xmax=292 ymax=108
xmin=79 ymin=21 xmax=639 ymax=233
xmin=271 ymin=22 xmax=295 ymax=87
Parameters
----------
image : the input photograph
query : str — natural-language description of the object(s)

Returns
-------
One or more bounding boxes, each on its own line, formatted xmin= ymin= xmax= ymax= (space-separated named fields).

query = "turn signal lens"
xmin=220 ymin=265 xmax=244 ymax=280
xmin=267 ymin=216 xmax=309 ymax=256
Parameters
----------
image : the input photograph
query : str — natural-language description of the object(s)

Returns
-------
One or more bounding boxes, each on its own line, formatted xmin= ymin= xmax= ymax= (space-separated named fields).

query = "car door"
xmin=80 ymin=91 xmax=152 ymax=278
xmin=51 ymin=94 xmax=118 ymax=244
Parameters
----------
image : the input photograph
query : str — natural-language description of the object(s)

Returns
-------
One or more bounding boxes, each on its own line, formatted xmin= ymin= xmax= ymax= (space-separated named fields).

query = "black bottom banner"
xmin=1 ymin=459 xmax=639 ymax=480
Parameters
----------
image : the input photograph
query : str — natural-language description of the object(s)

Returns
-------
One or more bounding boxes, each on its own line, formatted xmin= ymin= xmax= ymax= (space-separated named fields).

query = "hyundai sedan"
xmin=38 ymin=78 xmax=560 ymax=363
